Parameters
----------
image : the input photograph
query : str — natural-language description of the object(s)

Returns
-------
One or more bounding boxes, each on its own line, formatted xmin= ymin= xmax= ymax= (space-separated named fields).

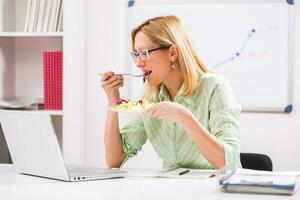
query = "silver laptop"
xmin=0 ymin=110 xmax=126 ymax=182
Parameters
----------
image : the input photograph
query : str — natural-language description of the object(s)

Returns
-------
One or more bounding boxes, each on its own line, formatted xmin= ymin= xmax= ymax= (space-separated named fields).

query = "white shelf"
xmin=0 ymin=109 xmax=63 ymax=116
xmin=36 ymin=110 xmax=63 ymax=116
xmin=0 ymin=32 xmax=63 ymax=37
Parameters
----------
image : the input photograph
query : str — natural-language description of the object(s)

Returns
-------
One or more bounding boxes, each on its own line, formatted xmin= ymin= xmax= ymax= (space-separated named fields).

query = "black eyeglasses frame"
xmin=131 ymin=45 xmax=171 ymax=62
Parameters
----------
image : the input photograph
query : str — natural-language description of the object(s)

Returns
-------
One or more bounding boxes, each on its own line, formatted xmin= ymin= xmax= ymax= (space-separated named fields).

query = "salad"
xmin=112 ymin=98 xmax=153 ymax=112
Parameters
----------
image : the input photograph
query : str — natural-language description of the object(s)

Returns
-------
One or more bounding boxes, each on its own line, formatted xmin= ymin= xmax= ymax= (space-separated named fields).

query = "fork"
xmin=98 ymin=73 xmax=144 ymax=77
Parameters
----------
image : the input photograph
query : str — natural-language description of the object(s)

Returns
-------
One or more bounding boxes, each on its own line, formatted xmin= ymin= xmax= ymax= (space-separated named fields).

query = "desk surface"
xmin=0 ymin=164 xmax=299 ymax=200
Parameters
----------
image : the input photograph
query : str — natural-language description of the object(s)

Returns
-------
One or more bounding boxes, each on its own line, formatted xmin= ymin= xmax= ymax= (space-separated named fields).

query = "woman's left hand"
xmin=143 ymin=101 xmax=192 ymax=123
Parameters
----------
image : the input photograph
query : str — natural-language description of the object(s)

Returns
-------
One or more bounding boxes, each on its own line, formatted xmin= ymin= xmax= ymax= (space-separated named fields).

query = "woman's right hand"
xmin=100 ymin=71 xmax=124 ymax=106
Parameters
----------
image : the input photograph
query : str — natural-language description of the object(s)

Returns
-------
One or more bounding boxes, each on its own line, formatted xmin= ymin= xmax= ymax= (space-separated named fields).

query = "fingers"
xmin=107 ymin=78 xmax=123 ymax=89
xmin=144 ymin=105 xmax=161 ymax=118
xmin=151 ymin=108 xmax=160 ymax=118
xmin=101 ymin=76 xmax=123 ymax=87
xmin=101 ymin=78 xmax=123 ymax=91
xmin=100 ymin=72 xmax=124 ymax=89
xmin=100 ymin=71 xmax=114 ymax=82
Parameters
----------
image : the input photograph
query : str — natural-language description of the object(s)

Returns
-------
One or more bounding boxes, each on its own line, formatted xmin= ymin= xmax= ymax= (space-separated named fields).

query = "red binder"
xmin=43 ymin=51 xmax=63 ymax=110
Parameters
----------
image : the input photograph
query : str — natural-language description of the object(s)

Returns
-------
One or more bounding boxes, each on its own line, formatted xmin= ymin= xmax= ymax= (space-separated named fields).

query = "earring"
xmin=171 ymin=62 xmax=175 ymax=69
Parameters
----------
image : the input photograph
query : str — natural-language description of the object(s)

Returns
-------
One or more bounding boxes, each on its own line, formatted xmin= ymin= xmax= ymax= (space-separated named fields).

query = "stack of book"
xmin=24 ymin=0 xmax=63 ymax=32
xmin=219 ymin=168 xmax=300 ymax=195
xmin=43 ymin=51 xmax=63 ymax=110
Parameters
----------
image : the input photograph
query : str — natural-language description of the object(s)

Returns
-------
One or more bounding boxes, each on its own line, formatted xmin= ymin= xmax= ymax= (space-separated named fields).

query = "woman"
xmin=101 ymin=15 xmax=241 ymax=170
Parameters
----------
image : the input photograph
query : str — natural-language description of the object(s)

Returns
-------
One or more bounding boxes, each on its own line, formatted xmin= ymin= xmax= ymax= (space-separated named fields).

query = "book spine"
xmin=43 ymin=51 xmax=63 ymax=110
xmin=48 ymin=0 xmax=58 ymax=31
xmin=36 ymin=0 xmax=46 ymax=32
xmin=55 ymin=51 xmax=63 ymax=110
xmin=24 ymin=0 xmax=33 ymax=32
xmin=42 ymin=0 xmax=52 ymax=31
xmin=28 ymin=0 xmax=38 ymax=32
xmin=43 ymin=51 xmax=50 ymax=109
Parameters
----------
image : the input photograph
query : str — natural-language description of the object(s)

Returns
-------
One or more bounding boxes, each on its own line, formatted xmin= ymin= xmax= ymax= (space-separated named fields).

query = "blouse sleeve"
xmin=208 ymin=76 xmax=242 ymax=168
xmin=120 ymin=116 xmax=148 ymax=166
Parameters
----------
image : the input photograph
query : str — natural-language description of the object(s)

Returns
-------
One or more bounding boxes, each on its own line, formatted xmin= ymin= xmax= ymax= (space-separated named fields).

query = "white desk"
xmin=0 ymin=164 xmax=298 ymax=200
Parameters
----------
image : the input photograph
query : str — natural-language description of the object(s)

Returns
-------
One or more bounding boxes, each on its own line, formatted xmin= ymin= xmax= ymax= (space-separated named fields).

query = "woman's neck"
xmin=163 ymin=70 xmax=184 ymax=101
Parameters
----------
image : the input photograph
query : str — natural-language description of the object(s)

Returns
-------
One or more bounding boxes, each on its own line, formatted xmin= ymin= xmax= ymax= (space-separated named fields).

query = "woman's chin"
xmin=147 ymin=79 xmax=160 ymax=86
xmin=146 ymin=78 xmax=153 ymax=85
xmin=146 ymin=80 xmax=153 ymax=85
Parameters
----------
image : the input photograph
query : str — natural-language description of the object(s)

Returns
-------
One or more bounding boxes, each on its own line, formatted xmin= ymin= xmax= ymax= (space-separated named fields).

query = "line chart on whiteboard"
xmin=212 ymin=29 xmax=256 ymax=69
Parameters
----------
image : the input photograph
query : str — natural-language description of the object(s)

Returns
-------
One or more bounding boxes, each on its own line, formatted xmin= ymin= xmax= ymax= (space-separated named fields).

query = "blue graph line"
xmin=212 ymin=29 xmax=256 ymax=69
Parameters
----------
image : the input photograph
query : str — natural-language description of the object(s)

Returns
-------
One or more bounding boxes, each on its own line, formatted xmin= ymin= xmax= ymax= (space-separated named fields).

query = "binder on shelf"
xmin=48 ymin=0 xmax=62 ymax=31
xmin=36 ymin=0 xmax=47 ymax=32
xmin=24 ymin=0 xmax=33 ymax=31
xmin=43 ymin=51 xmax=63 ymax=110
xmin=53 ymin=0 xmax=62 ymax=31
xmin=27 ymin=0 xmax=38 ymax=32
xmin=57 ymin=0 xmax=63 ymax=31
xmin=42 ymin=0 xmax=52 ymax=31
xmin=33 ymin=0 xmax=40 ymax=32
xmin=24 ymin=0 xmax=63 ymax=32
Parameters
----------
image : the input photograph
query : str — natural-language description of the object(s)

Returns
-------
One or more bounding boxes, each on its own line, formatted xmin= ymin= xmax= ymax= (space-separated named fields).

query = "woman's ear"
xmin=169 ymin=45 xmax=178 ymax=62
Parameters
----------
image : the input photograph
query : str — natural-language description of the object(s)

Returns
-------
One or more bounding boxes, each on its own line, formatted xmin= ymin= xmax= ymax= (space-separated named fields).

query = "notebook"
xmin=219 ymin=168 xmax=300 ymax=195
xmin=0 ymin=110 xmax=126 ymax=182
xmin=124 ymin=167 xmax=217 ymax=179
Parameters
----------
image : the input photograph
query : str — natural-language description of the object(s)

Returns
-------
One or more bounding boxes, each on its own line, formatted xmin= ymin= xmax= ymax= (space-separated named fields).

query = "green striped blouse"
xmin=120 ymin=73 xmax=241 ymax=169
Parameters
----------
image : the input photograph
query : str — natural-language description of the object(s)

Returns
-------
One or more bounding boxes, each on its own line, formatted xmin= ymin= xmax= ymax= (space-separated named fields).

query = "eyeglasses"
xmin=130 ymin=46 xmax=171 ymax=63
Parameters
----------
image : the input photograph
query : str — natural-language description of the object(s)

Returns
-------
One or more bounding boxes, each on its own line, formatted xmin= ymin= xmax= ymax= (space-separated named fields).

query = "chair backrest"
xmin=240 ymin=153 xmax=273 ymax=171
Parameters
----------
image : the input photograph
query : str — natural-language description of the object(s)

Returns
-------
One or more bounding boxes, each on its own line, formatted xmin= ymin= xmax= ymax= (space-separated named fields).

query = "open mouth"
xmin=143 ymin=70 xmax=152 ymax=83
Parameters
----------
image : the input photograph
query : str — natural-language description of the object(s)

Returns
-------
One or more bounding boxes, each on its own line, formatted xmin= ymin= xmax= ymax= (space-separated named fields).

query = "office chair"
xmin=240 ymin=153 xmax=273 ymax=171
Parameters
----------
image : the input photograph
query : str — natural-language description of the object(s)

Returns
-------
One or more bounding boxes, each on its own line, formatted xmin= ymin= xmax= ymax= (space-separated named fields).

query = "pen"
xmin=208 ymin=173 xmax=216 ymax=178
xmin=178 ymin=169 xmax=190 ymax=176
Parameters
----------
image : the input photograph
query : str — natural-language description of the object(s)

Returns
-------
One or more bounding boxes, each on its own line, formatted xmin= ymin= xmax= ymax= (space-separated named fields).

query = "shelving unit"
xmin=1 ymin=0 xmax=86 ymax=165
xmin=0 ymin=0 xmax=63 ymax=114
xmin=0 ymin=0 xmax=64 ymax=163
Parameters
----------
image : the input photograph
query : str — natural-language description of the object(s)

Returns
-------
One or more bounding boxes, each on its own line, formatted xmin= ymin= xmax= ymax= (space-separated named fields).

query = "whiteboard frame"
xmin=126 ymin=0 xmax=294 ymax=113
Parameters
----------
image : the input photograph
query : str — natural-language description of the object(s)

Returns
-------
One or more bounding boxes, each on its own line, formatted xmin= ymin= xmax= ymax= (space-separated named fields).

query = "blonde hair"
xmin=131 ymin=15 xmax=210 ymax=101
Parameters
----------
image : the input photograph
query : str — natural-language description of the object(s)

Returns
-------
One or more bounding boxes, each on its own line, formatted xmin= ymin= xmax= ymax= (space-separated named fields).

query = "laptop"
xmin=0 ymin=110 xmax=126 ymax=182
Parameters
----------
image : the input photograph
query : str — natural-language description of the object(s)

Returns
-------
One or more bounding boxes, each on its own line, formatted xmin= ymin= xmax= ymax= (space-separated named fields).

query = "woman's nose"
xmin=135 ymin=59 xmax=146 ymax=68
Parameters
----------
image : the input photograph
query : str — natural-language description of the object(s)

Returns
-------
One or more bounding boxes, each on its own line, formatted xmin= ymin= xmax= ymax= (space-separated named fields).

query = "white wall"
xmin=63 ymin=0 xmax=86 ymax=164
xmin=84 ymin=0 xmax=127 ymax=167
xmin=84 ymin=0 xmax=300 ymax=170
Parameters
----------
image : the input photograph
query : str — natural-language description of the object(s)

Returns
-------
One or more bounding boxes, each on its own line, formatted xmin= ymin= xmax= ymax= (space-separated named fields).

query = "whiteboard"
xmin=125 ymin=0 xmax=294 ymax=113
